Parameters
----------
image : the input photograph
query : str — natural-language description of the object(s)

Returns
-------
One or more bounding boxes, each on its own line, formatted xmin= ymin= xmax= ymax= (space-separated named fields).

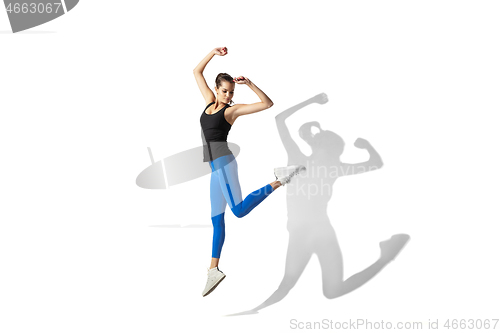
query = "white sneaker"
xmin=274 ymin=165 xmax=306 ymax=185
xmin=202 ymin=267 xmax=226 ymax=297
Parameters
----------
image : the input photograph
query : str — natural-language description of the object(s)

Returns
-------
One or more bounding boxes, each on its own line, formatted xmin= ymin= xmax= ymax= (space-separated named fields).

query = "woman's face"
xmin=216 ymin=80 xmax=235 ymax=104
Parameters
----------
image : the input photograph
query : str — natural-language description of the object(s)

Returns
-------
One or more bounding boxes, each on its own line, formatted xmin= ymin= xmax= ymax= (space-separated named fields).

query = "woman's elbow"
xmin=266 ymin=101 xmax=274 ymax=109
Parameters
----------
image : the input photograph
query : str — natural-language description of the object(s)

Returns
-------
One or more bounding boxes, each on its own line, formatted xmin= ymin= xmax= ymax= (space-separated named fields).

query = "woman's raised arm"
xmin=193 ymin=47 xmax=227 ymax=105
xmin=230 ymin=77 xmax=274 ymax=119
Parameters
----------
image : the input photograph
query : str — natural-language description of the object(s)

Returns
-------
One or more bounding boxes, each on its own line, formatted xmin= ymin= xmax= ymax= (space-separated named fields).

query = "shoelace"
xmin=280 ymin=167 xmax=303 ymax=180
xmin=284 ymin=167 xmax=306 ymax=183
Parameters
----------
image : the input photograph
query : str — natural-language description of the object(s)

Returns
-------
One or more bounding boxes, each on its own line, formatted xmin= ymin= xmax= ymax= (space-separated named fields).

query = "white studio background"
xmin=1 ymin=1 xmax=499 ymax=332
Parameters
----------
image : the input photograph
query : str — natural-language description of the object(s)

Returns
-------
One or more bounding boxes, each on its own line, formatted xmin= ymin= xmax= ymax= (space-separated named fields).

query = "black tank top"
xmin=200 ymin=102 xmax=233 ymax=162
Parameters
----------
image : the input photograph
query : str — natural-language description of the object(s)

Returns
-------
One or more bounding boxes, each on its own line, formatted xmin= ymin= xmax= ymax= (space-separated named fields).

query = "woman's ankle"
xmin=270 ymin=181 xmax=281 ymax=190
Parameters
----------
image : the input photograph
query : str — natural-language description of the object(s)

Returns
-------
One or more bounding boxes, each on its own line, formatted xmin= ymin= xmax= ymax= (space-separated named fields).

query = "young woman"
xmin=194 ymin=47 xmax=305 ymax=297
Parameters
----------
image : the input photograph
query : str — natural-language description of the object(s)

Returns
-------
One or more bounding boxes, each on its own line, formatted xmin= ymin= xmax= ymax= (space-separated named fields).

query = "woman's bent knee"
xmin=230 ymin=205 xmax=245 ymax=218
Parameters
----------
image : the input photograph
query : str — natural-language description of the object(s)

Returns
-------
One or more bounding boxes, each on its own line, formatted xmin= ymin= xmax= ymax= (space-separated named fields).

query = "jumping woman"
xmin=194 ymin=47 xmax=305 ymax=297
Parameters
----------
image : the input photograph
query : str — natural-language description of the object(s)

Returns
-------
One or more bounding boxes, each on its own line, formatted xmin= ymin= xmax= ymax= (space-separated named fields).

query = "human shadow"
xmin=225 ymin=93 xmax=410 ymax=316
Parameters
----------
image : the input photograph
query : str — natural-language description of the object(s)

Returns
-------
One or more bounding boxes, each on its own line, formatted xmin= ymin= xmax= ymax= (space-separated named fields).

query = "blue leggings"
xmin=209 ymin=154 xmax=274 ymax=258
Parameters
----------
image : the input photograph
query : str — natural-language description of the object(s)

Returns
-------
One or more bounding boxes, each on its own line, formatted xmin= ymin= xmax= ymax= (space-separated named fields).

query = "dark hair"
xmin=215 ymin=73 xmax=235 ymax=105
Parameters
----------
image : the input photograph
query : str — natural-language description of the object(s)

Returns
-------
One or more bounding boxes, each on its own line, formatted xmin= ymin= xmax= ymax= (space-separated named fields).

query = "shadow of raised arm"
xmin=340 ymin=138 xmax=384 ymax=176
